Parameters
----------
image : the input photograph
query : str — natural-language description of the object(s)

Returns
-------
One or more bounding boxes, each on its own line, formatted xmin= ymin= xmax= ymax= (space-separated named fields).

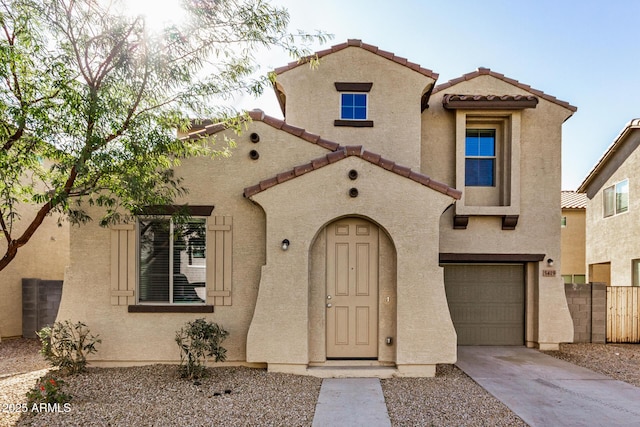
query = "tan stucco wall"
xmin=0 ymin=195 xmax=70 ymax=339
xmin=425 ymin=75 xmax=574 ymax=346
xmin=585 ymin=139 xmax=640 ymax=286
xmin=276 ymin=47 xmax=435 ymax=169
xmin=246 ymin=156 xmax=457 ymax=370
xmin=561 ymin=208 xmax=586 ymax=277
xmin=56 ymin=122 xmax=331 ymax=362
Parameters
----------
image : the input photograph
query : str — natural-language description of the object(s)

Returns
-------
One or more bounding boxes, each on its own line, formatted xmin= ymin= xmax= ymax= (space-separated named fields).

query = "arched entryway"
xmin=309 ymin=216 xmax=397 ymax=363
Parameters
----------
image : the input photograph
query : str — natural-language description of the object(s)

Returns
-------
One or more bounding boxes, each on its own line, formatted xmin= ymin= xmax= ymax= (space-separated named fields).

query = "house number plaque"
xmin=542 ymin=269 xmax=557 ymax=277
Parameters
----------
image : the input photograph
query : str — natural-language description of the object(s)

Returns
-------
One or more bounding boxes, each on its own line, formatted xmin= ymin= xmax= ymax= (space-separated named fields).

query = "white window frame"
xmin=603 ymin=178 xmax=629 ymax=218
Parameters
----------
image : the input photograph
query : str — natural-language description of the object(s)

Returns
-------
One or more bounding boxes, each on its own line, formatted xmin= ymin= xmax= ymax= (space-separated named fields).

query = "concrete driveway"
xmin=456 ymin=346 xmax=640 ymax=427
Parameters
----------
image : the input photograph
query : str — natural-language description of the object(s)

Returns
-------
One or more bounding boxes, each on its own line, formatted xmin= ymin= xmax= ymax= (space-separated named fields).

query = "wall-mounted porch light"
xmin=547 ymin=258 xmax=554 ymax=267
xmin=281 ymin=239 xmax=290 ymax=251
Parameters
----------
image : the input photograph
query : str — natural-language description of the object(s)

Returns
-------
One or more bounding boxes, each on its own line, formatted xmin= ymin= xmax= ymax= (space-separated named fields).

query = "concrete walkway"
xmin=312 ymin=378 xmax=391 ymax=427
xmin=456 ymin=346 xmax=640 ymax=427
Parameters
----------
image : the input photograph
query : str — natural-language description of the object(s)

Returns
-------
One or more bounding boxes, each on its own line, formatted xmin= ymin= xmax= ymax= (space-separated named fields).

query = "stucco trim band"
xmin=439 ymin=253 xmax=545 ymax=263
xmin=128 ymin=305 xmax=214 ymax=313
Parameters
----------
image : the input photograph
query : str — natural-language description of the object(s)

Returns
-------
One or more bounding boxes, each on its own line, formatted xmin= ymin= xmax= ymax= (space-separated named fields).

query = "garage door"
xmin=444 ymin=264 xmax=524 ymax=345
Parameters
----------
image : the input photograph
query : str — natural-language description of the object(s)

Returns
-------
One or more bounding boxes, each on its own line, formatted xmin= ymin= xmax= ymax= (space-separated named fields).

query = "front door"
xmin=326 ymin=218 xmax=379 ymax=358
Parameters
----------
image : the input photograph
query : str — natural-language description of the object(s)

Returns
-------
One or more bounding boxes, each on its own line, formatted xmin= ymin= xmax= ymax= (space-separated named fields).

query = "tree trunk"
xmin=0 ymin=166 xmax=77 ymax=273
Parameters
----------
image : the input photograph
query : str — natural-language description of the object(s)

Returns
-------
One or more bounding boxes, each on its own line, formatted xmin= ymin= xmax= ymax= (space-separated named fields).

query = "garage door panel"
xmin=445 ymin=264 xmax=524 ymax=345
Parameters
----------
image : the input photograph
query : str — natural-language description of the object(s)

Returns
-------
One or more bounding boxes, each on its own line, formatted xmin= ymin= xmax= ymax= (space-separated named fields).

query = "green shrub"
xmin=37 ymin=320 xmax=101 ymax=375
xmin=26 ymin=375 xmax=71 ymax=406
xmin=175 ymin=318 xmax=228 ymax=380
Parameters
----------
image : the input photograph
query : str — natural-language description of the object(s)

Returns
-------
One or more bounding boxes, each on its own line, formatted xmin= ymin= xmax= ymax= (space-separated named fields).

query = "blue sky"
xmin=229 ymin=0 xmax=640 ymax=191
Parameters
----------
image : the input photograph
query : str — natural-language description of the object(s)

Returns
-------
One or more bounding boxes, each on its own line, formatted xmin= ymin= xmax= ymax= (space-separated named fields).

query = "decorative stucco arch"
xmin=244 ymin=153 xmax=460 ymax=376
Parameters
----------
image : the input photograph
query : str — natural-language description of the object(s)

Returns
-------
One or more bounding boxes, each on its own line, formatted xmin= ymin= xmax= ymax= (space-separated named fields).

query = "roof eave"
xmin=577 ymin=119 xmax=640 ymax=195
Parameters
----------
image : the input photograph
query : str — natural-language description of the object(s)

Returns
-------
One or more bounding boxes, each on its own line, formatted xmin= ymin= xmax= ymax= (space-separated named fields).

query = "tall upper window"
xmin=603 ymin=179 xmax=629 ymax=217
xmin=465 ymin=129 xmax=496 ymax=187
xmin=138 ymin=218 xmax=206 ymax=304
xmin=340 ymin=93 xmax=367 ymax=120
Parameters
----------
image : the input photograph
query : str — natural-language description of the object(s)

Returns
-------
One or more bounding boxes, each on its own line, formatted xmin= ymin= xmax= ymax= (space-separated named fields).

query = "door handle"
xmin=326 ymin=303 xmax=332 ymax=308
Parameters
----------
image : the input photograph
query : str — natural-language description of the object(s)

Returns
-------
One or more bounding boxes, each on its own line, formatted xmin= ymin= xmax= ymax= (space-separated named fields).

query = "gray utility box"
xmin=22 ymin=278 xmax=63 ymax=338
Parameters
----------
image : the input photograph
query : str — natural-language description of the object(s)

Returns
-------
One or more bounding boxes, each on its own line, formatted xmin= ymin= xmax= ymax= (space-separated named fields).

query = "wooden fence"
xmin=606 ymin=287 xmax=640 ymax=343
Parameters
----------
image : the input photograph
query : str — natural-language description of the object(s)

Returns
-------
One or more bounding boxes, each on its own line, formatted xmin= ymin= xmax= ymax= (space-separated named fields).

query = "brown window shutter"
xmin=208 ymin=216 xmax=233 ymax=306
xmin=110 ymin=224 xmax=136 ymax=306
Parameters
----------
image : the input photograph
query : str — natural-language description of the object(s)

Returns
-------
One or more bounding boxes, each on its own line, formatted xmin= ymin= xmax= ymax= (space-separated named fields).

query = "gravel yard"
xmin=1 ymin=338 xmax=638 ymax=427
xmin=541 ymin=342 xmax=640 ymax=388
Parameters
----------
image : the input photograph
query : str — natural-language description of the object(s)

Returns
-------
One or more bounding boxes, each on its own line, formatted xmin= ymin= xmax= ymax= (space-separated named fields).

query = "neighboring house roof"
xmin=561 ymin=191 xmax=587 ymax=209
xmin=274 ymin=39 xmax=439 ymax=80
xmin=434 ymin=67 xmax=577 ymax=113
xmin=243 ymin=145 xmax=462 ymax=200
xmin=578 ymin=119 xmax=640 ymax=198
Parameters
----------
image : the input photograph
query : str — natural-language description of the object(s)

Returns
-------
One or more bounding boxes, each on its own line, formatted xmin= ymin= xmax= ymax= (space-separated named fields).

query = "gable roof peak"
xmin=274 ymin=39 xmax=438 ymax=80
xmin=434 ymin=68 xmax=577 ymax=113
xmin=243 ymin=145 xmax=461 ymax=200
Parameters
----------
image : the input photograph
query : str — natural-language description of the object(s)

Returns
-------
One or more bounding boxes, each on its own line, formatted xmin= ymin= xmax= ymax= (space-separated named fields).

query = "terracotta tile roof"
xmin=442 ymin=94 xmax=539 ymax=110
xmin=578 ymin=119 xmax=640 ymax=197
xmin=274 ymin=39 xmax=438 ymax=80
xmin=434 ymin=67 xmax=577 ymax=112
xmin=561 ymin=191 xmax=587 ymax=209
xmin=184 ymin=109 xmax=341 ymax=151
xmin=243 ymin=145 xmax=462 ymax=200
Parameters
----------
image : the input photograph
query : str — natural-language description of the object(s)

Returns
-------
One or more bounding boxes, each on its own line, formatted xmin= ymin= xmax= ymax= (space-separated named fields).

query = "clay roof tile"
xmin=345 ymin=145 xmax=364 ymax=156
xmin=243 ymin=147 xmax=461 ymax=200
xmin=259 ymin=177 xmax=278 ymax=191
xmin=327 ymin=149 xmax=347 ymax=163
xmin=361 ymin=150 xmax=382 ymax=164
xmin=434 ymin=68 xmax=577 ymax=112
xmin=276 ymin=170 xmax=296 ymax=184
xmin=293 ymin=163 xmax=314 ymax=176
xmin=273 ymin=39 xmax=438 ymax=79
xmin=182 ymin=110 xmax=342 ymax=155
xmin=311 ymin=155 xmax=330 ymax=169
xmin=378 ymin=157 xmax=396 ymax=171
xmin=392 ymin=164 xmax=411 ymax=177
xmin=317 ymin=139 xmax=341 ymax=151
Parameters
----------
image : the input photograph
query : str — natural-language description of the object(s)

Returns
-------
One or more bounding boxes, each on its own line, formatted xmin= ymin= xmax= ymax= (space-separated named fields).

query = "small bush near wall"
xmin=37 ymin=320 xmax=101 ymax=375
xmin=175 ymin=318 xmax=228 ymax=380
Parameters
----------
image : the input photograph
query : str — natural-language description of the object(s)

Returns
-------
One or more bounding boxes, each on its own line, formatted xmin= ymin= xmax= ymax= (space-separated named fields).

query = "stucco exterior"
xmin=579 ymin=120 xmax=640 ymax=287
xmin=0 ymin=181 xmax=70 ymax=340
xmin=57 ymin=39 xmax=576 ymax=375
xmin=560 ymin=192 xmax=587 ymax=283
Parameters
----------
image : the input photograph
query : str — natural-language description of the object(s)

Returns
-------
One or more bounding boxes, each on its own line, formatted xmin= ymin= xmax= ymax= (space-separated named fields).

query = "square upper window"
xmin=465 ymin=129 xmax=496 ymax=187
xmin=341 ymin=93 xmax=367 ymax=120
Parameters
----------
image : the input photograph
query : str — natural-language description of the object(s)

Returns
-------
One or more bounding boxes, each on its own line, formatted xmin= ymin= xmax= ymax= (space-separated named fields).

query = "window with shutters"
xmin=138 ymin=218 xmax=207 ymax=304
